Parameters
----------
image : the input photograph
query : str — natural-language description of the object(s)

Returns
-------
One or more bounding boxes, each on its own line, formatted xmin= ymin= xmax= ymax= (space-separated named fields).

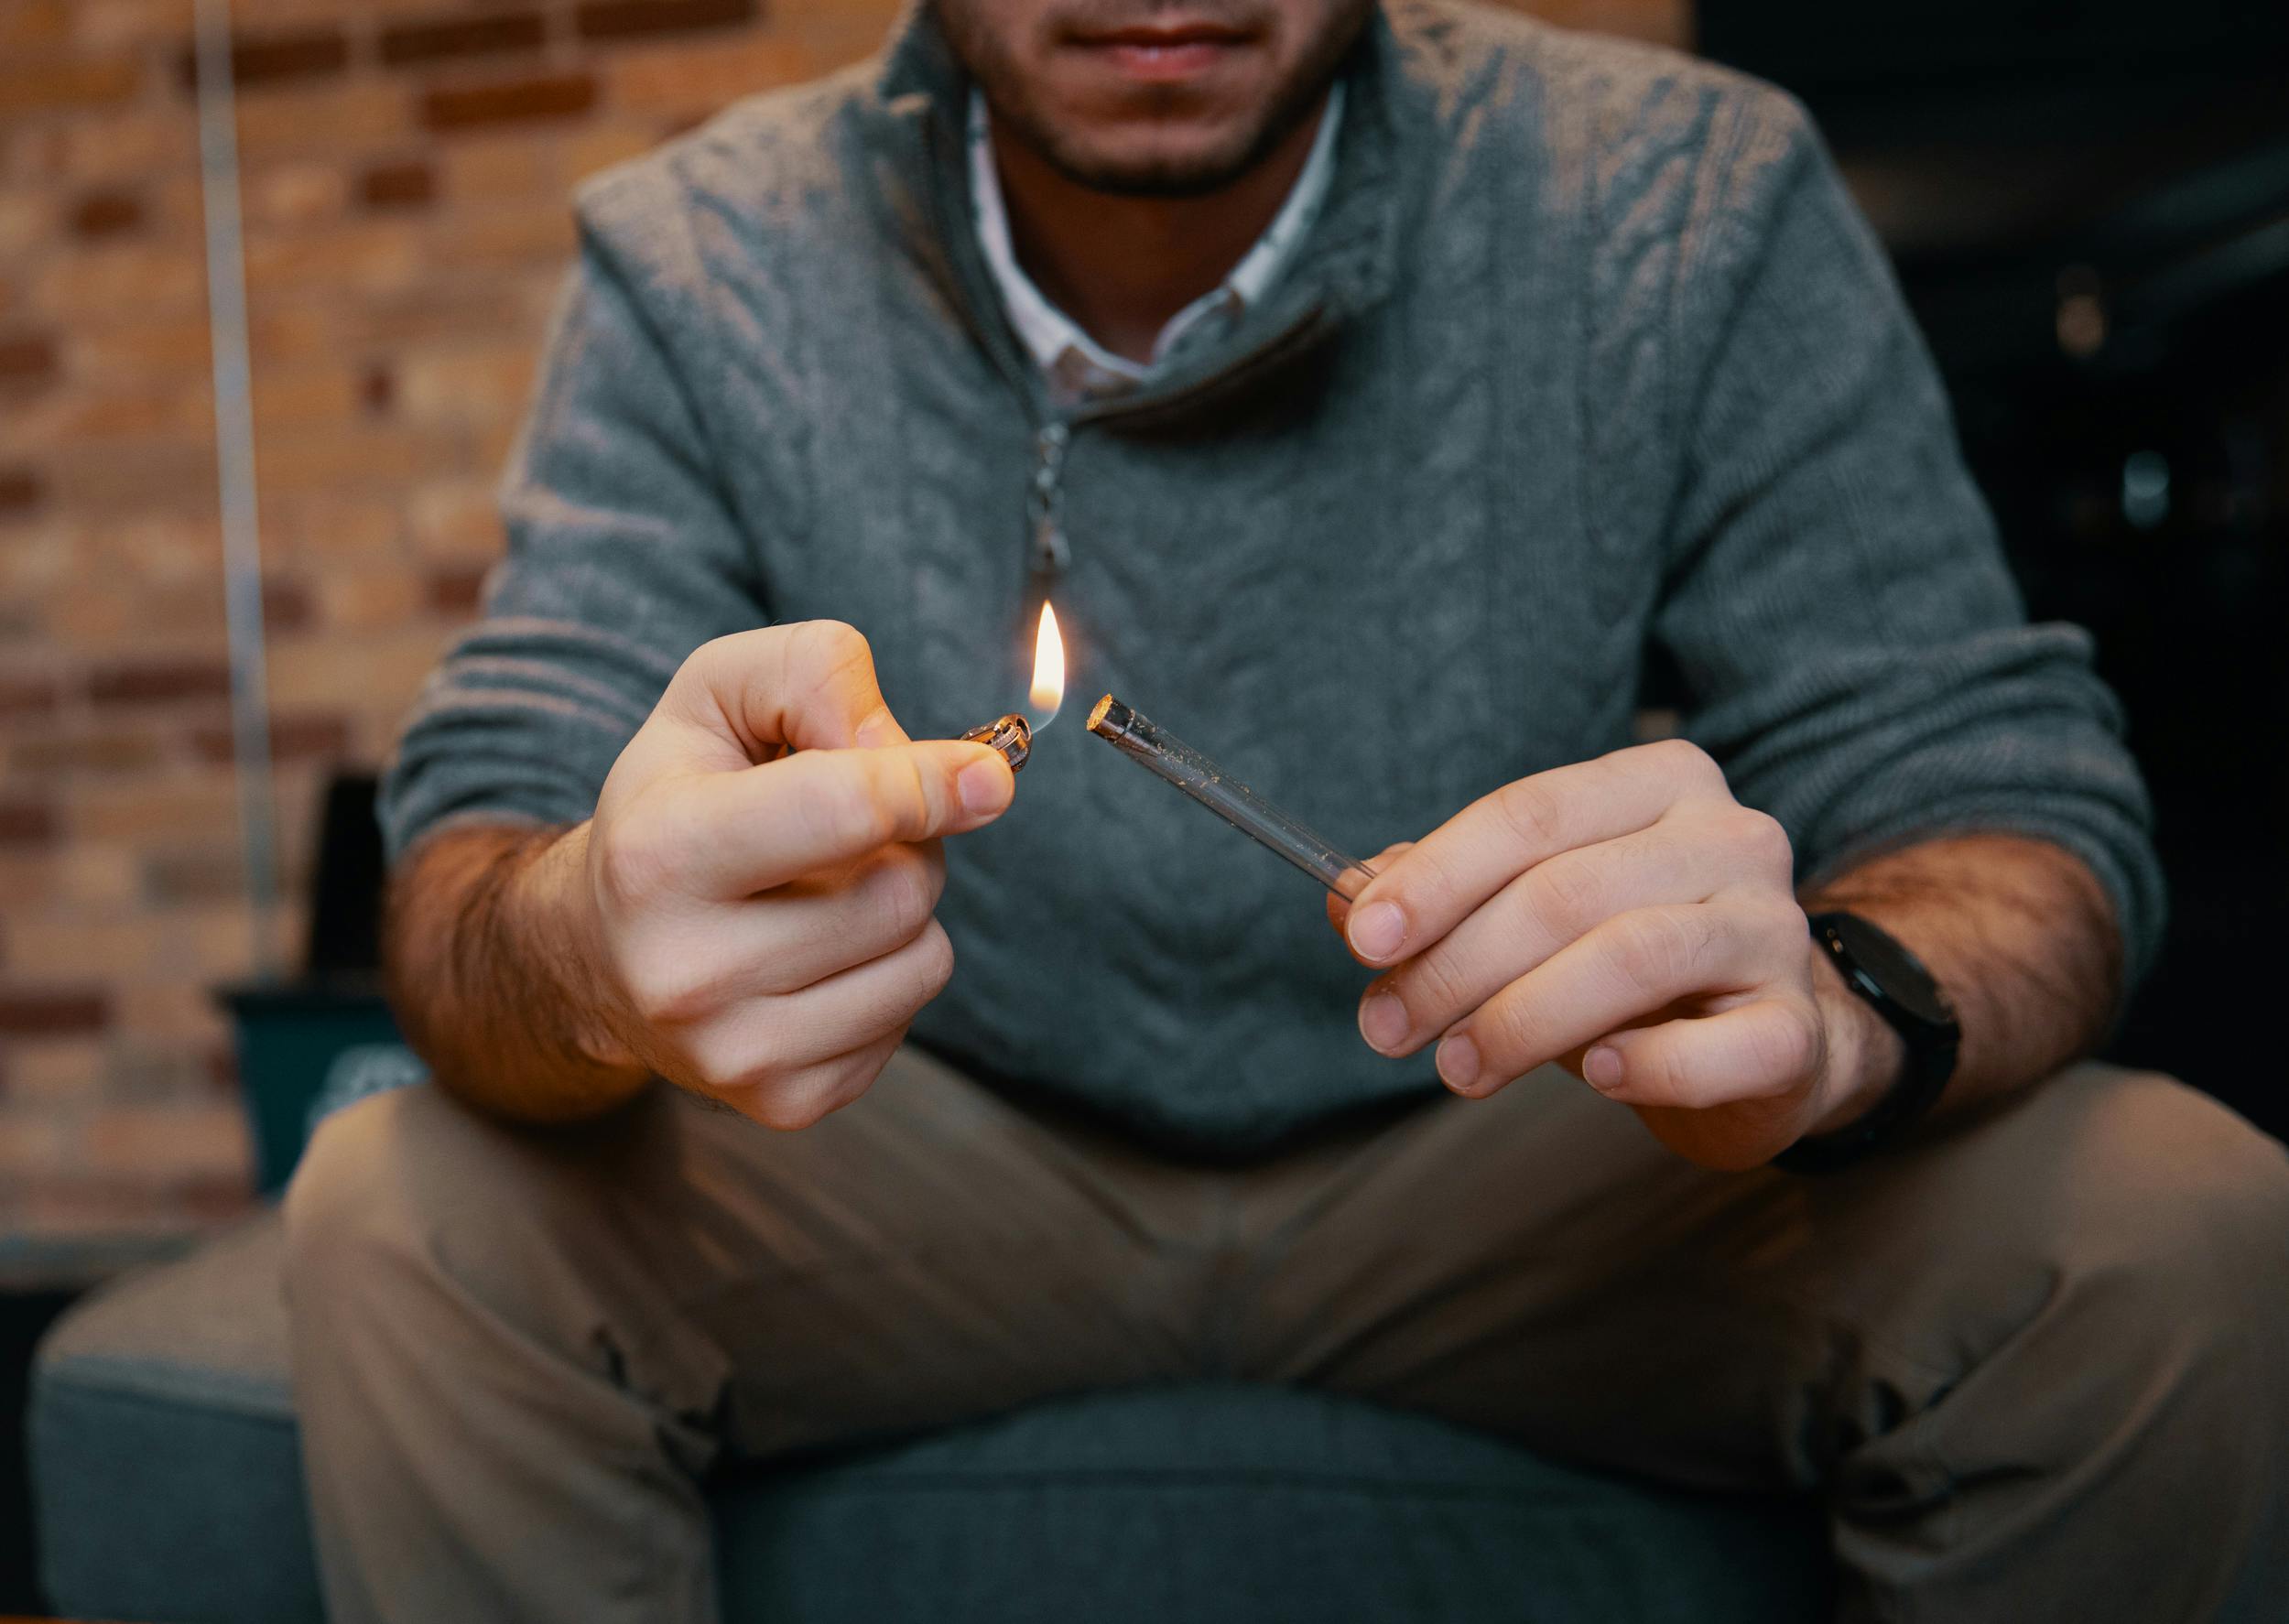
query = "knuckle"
xmin=888 ymin=751 xmax=937 ymax=839
xmin=1384 ymin=841 xmax=1457 ymax=921
xmin=680 ymin=633 xmax=738 ymax=690
xmin=1652 ymin=1040 xmax=1702 ymax=1105
xmin=1731 ymin=808 xmax=1795 ymax=879
xmin=1399 ymin=947 xmax=1471 ymax=1027
xmin=1757 ymin=893 xmax=1810 ymax=948
xmin=1768 ymin=1007 xmax=1821 ymax=1080
xmin=1491 ymin=777 xmax=1567 ymax=852
xmin=782 ymin=1059 xmax=881 ymax=1130
xmin=1613 ymin=908 xmax=1708 ymax=991
xmin=1639 ymin=736 xmax=1721 ymax=796
xmin=624 ymin=959 xmax=705 ymax=1026
xmin=749 ymin=1084 xmax=828 ymax=1132
xmin=811 ymin=767 xmax=896 ymax=854
xmin=688 ymin=1030 xmax=762 ymax=1097
xmin=794 ymin=618 xmax=871 ymax=669
xmin=593 ymin=820 xmax=669 ymax=909
xmin=873 ymin=849 xmax=943 ymax=937
xmin=1523 ymin=854 xmax=1604 ymax=943
xmin=1649 ymin=737 xmax=1720 ymax=785
xmin=1476 ymin=992 xmax=1535 ymax=1066
xmin=1740 ymin=1006 xmax=1817 ymax=1089
xmin=783 ymin=621 xmax=879 ymax=722
xmin=911 ymin=920 xmax=956 ymax=998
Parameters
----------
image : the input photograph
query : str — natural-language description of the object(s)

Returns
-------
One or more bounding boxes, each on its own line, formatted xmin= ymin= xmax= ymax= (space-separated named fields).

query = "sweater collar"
xmin=966 ymin=79 xmax=1346 ymax=399
xmin=865 ymin=0 xmax=1411 ymax=418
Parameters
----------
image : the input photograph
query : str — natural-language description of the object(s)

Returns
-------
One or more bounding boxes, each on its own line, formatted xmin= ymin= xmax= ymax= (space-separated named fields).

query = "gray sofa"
xmin=30 ymin=1185 xmax=1833 ymax=1622
xmin=27 ymin=1217 xmax=1831 ymax=1619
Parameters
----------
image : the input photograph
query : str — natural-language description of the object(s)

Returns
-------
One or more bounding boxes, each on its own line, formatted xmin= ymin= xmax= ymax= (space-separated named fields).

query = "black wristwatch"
xmin=1772 ymin=912 xmax=1960 ymax=1175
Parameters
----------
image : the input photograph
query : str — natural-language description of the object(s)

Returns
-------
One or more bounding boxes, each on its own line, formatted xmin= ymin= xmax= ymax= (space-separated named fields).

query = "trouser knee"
xmin=283 ymin=1081 xmax=571 ymax=1351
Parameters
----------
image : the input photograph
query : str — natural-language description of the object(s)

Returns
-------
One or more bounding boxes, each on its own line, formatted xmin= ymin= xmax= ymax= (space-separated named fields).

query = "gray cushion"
xmin=32 ymin=1214 xmax=1830 ymax=1623
xmin=32 ymin=1217 xmax=321 ymax=1624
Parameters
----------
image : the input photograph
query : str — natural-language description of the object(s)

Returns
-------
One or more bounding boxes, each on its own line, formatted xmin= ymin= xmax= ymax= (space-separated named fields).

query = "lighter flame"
xmin=1030 ymin=601 xmax=1065 ymax=720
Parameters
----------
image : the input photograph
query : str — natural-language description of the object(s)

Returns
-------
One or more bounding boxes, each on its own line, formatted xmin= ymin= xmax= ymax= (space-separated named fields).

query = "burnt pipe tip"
xmin=1086 ymin=694 xmax=1133 ymax=738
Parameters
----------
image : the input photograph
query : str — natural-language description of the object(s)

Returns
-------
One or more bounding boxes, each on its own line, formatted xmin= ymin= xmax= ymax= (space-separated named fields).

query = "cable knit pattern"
xmin=381 ymin=0 xmax=2163 ymax=1155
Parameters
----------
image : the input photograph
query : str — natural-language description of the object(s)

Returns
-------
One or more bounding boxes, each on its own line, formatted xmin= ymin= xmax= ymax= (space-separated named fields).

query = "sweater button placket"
xmin=1029 ymin=420 xmax=1072 ymax=581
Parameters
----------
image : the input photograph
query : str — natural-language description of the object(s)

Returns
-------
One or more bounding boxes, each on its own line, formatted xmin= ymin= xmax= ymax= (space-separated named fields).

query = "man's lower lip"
xmin=1079 ymin=38 xmax=1247 ymax=81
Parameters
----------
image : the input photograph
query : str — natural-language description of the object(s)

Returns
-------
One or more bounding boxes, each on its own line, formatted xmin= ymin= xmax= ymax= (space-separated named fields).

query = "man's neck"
xmin=988 ymin=94 xmax=1333 ymax=366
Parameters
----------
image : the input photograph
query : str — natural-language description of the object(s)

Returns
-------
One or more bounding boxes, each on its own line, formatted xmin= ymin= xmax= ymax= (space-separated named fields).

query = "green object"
xmin=219 ymin=982 xmax=402 ymax=1194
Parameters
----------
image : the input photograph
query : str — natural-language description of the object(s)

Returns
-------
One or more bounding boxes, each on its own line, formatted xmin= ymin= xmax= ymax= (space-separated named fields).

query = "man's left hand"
xmin=1329 ymin=739 xmax=1893 ymax=1170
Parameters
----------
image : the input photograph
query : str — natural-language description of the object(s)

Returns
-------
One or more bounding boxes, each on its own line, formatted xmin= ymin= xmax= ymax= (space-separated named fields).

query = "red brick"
xmin=0 ymin=467 xmax=45 ymax=518
xmin=190 ymin=710 xmax=350 ymax=765
xmin=358 ymin=159 xmax=436 ymax=211
xmin=0 ymin=0 xmax=910 ymax=1250
xmin=0 ymin=802 xmax=56 ymax=848
xmin=0 ymin=990 xmax=110 ymax=1037
xmin=0 ymin=333 xmax=59 ymax=386
xmin=0 ymin=0 xmax=69 ymax=51
xmin=11 ymin=730 xmax=169 ymax=774
xmin=379 ymin=12 xmax=547 ymax=67
xmin=576 ymin=0 xmax=760 ymax=40
xmin=0 ymin=59 xmax=141 ymax=117
xmin=87 ymin=657 xmax=233 ymax=708
xmin=83 ymin=1103 xmax=251 ymax=1182
xmin=0 ymin=674 xmax=58 ymax=718
xmin=179 ymin=28 xmax=352 ymax=93
xmin=425 ymin=564 xmax=491 ymax=615
xmin=33 ymin=244 xmax=204 ymax=327
xmin=142 ymin=846 xmax=244 ymax=905
xmin=70 ymin=189 xmax=146 ymax=240
xmin=421 ymin=71 xmax=597 ymax=132
xmin=361 ymin=363 xmax=396 ymax=416
xmin=264 ymin=575 xmax=317 ymax=633
xmin=602 ymin=30 xmax=808 ymax=112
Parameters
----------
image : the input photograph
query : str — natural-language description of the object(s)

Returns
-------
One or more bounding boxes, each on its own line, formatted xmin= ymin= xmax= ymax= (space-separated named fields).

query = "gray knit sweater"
xmin=381 ymin=0 xmax=2162 ymax=1154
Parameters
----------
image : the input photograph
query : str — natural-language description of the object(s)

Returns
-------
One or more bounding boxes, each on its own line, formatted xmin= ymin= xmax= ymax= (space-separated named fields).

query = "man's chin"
xmin=1029 ymin=124 xmax=1275 ymax=197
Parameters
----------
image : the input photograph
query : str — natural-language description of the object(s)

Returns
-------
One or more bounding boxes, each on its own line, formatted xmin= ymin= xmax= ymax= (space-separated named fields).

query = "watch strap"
xmin=1772 ymin=912 xmax=1960 ymax=1175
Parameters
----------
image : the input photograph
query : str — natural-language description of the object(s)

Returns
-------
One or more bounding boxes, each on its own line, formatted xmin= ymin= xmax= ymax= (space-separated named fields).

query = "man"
xmin=282 ymin=0 xmax=2289 ymax=1616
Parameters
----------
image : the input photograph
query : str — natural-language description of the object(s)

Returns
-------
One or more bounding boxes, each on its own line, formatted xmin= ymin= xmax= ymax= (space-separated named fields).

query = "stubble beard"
xmin=935 ymin=0 xmax=1372 ymax=198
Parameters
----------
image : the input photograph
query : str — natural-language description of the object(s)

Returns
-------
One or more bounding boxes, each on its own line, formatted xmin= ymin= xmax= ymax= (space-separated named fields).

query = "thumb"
xmin=683 ymin=738 xmax=1016 ymax=896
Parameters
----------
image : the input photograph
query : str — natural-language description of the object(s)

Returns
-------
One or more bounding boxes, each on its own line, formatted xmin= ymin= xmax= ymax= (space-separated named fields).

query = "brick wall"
xmin=0 ymin=0 xmax=1690 ymax=1264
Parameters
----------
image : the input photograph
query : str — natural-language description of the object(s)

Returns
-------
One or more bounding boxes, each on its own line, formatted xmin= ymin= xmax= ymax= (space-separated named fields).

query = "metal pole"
xmin=191 ymin=0 xmax=283 ymax=979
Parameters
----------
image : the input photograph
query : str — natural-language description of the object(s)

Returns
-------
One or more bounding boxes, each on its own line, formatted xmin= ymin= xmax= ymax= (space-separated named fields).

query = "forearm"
xmin=1801 ymin=832 xmax=2124 ymax=1132
xmin=383 ymin=821 xmax=652 ymax=1123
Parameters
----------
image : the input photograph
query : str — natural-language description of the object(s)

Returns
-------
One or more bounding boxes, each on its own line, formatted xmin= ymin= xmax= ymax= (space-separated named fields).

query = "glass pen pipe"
xmin=1086 ymin=695 xmax=1378 ymax=901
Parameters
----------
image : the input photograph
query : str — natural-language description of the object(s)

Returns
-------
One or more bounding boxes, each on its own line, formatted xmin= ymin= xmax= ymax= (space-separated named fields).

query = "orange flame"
xmin=1030 ymin=601 xmax=1065 ymax=721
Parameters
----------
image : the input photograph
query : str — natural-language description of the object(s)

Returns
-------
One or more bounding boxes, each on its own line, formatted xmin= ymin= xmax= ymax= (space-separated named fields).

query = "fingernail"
xmin=958 ymin=756 xmax=1010 ymax=817
xmin=855 ymin=707 xmax=902 ymax=748
xmin=1436 ymin=1032 xmax=1481 ymax=1092
xmin=1585 ymin=1045 xmax=1623 ymax=1093
xmin=1359 ymin=992 xmax=1408 ymax=1054
xmin=1348 ymin=900 xmax=1405 ymax=961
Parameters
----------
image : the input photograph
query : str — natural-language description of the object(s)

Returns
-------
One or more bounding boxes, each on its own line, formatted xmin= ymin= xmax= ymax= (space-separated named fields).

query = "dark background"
xmin=1702 ymin=0 xmax=2289 ymax=1141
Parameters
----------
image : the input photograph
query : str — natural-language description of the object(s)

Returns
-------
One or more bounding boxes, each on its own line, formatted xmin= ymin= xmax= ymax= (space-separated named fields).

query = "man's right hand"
xmin=553 ymin=621 xmax=1014 ymax=1129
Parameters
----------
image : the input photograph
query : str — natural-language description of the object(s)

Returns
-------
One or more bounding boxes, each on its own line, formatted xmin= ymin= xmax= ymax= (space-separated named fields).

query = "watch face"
xmin=1828 ymin=913 xmax=1955 ymax=1026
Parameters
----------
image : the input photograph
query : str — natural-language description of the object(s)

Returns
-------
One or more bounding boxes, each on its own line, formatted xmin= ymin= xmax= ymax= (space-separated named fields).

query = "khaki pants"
xmin=283 ymin=1052 xmax=2289 ymax=1623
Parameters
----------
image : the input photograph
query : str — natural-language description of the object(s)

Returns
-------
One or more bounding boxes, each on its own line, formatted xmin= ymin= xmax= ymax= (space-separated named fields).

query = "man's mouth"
xmin=1063 ymin=18 xmax=1259 ymax=81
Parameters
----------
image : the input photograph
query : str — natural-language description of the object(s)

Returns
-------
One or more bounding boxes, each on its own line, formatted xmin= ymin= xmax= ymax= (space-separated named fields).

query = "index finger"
xmin=1326 ymin=841 xmax=1414 ymax=935
xmin=673 ymin=739 xmax=1013 ymax=897
xmin=1341 ymin=740 xmax=1726 ymax=967
xmin=669 ymin=622 xmax=912 ymax=769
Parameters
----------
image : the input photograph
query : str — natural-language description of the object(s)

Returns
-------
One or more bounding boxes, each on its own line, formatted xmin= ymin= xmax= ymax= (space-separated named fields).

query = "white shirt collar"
xmin=968 ymin=81 xmax=1345 ymax=397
